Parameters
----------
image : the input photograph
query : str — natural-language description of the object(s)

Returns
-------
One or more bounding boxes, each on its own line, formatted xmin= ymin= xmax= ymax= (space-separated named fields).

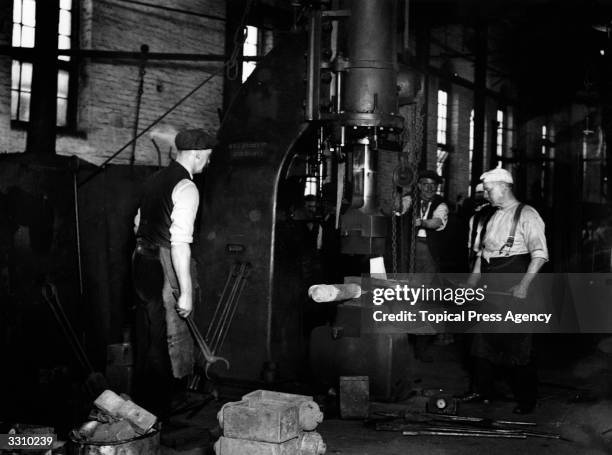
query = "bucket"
xmin=69 ymin=429 xmax=160 ymax=455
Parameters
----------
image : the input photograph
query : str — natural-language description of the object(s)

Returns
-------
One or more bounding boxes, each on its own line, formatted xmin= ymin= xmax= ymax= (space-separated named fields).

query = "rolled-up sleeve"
xmin=523 ymin=208 xmax=549 ymax=261
xmin=170 ymin=179 xmax=199 ymax=244
xmin=432 ymin=202 xmax=449 ymax=231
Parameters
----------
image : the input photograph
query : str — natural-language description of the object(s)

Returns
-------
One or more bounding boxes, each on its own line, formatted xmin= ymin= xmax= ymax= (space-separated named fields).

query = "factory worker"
xmin=463 ymin=168 xmax=548 ymax=414
xmin=132 ymin=128 xmax=216 ymax=417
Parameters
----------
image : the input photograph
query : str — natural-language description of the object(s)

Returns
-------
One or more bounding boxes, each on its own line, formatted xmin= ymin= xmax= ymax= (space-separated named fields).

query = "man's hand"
xmin=509 ymin=282 xmax=529 ymax=299
xmin=465 ymin=273 xmax=481 ymax=289
xmin=176 ymin=292 xmax=193 ymax=318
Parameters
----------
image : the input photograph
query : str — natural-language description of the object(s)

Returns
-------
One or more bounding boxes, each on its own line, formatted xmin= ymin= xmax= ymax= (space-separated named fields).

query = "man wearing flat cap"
xmin=395 ymin=170 xmax=449 ymax=361
xmin=132 ymin=128 xmax=216 ymax=416
xmin=463 ymin=167 xmax=548 ymax=414
xmin=396 ymin=169 xmax=449 ymax=273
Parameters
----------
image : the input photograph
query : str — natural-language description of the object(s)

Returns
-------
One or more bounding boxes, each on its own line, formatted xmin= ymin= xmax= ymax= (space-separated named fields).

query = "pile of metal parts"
xmin=214 ymin=390 xmax=326 ymax=455
xmin=71 ymin=390 xmax=157 ymax=444
xmin=373 ymin=411 xmax=562 ymax=440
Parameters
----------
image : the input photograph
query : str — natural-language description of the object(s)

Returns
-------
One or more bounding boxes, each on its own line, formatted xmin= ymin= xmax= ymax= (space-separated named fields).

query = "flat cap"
xmin=418 ymin=169 xmax=443 ymax=184
xmin=175 ymin=129 xmax=217 ymax=151
xmin=480 ymin=168 xmax=513 ymax=184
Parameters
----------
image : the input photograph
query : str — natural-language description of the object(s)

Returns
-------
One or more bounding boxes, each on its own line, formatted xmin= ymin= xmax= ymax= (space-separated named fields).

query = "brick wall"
xmin=0 ymin=0 xmax=12 ymax=153
xmin=0 ymin=0 xmax=225 ymax=165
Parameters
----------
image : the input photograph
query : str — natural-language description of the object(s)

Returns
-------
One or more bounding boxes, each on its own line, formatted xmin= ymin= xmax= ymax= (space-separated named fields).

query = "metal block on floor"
xmin=339 ymin=376 xmax=370 ymax=419
xmin=219 ymin=399 xmax=299 ymax=443
xmin=219 ymin=390 xmax=323 ymax=443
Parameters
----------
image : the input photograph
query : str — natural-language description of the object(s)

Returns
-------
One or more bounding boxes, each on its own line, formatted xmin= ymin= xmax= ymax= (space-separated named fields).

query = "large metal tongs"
xmin=185 ymin=314 xmax=230 ymax=378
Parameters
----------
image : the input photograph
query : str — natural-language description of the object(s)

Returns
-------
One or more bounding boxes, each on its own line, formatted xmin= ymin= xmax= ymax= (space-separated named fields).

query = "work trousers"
xmin=132 ymin=241 xmax=195 ymax=417
xmin=471 ymin=254 xmax=537 ymax=407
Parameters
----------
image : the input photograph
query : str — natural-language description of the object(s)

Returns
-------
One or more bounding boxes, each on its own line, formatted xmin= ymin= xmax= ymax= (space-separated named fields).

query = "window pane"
xmin=19 ymin=91 xmax=30 ymax=121
xmin=13 ymin=0 xmax=22 ymax=23
xmin=437 ymin=129 xmax=446 ymax=144
xmin=11 ymin=90 xmax=19 ymax=120
xmin=58 ymin=34 xmax=71 ymax=49
xmin=20 ymin=62 xmax=32 ymax=92
xmin=438 ymin=89 xmax=447 ymax=105
xmin=58 ymin=35 xmax=71 ymax=61
xmin=59 ymin=9 xmax=71 ymax=36
xmin=242 ymin=61 xmax=256 ymax=82
xmin=244 ymin=25 xmax=258 ymax=56
xmin=22 ymin=0 xmax=35 ymax=27
xmin=60 ymin=0 xmax=72 ymax=10
xmin=57 ymin=70 xmax=69 ymax=98
xmin=11 ymin=60 xmax=20 ymax=90
xmin=57 ymin=98 xmax=67 ymax=127
xmin=21 ymin=25 xmax=35 ymax=47
xmin=12 ymin=24 xmax=21 ymax=47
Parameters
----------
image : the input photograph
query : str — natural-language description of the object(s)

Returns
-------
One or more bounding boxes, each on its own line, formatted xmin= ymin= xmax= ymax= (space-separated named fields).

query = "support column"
xmin=471 ymin=20 xmax=487 ymax=189
xmin=26 ymin=0 xmax=59 ymax=154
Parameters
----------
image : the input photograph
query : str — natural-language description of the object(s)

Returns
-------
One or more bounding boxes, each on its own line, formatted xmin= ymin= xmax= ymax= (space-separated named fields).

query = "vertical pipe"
xmin=472 ymin=20 xmax=488 ymax=187
xmin=335 ymin=72 xmax=343 ymax=113
xmin=403 ymin=0 xmax=410 ymax=54
xmin=73 ymin=167 xmax=83 ymax=297
xmin=306 ymin=10 xmax=322 ymax=121
xmin=361 ymin=139 xmax=378 ymax=214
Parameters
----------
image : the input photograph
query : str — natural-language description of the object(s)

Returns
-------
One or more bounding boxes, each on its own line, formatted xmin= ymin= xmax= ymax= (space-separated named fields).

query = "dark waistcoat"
xmin=136 ymin=160 xmax=191 ymax=248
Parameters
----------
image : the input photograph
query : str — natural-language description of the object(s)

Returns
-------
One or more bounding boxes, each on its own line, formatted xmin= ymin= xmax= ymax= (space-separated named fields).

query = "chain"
xmin=409 ymin=89 xmax=426 ymax=273
xmin=391 ymin=195 xmax=398 ymax=274
xmin=130 ymin=50 xmax=148 ymax=166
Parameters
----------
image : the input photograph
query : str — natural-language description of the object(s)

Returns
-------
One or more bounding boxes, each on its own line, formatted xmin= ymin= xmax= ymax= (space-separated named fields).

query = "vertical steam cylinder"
xmin=340 ymin=0 xmax=400 ymax=127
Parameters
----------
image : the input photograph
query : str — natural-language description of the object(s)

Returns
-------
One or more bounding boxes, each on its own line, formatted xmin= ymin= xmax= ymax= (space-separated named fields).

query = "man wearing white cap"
xmin=464 ymin=167 xmax=548 ymax=414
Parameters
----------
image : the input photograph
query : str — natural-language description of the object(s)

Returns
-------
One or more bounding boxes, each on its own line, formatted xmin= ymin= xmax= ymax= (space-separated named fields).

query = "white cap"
xmin=475 ymin=183 xmax=484 ymax=192
xmin=480 ymin=168 xmax=513 ymax=184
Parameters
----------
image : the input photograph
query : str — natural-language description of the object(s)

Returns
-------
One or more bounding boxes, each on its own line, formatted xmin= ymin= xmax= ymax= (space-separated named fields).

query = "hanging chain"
xmin=391 ymin=194 xmax=398 ymax=274
xmin=130 ymin=49 xmax=148 ymax=166
xmin=409 ymin=91 xmax=425 ymax=273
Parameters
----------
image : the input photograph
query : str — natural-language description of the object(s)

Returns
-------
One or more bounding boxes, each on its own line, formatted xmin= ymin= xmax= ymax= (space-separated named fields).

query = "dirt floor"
xmin=160 ymin=337 xmax=612 ymax=455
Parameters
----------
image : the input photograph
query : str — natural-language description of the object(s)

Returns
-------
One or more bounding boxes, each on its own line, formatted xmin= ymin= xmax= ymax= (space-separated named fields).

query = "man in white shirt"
xmin=464 ymin=168 xmax=548 ymax=415
xmin=395 ymin=170 xmax=449 ymax=361
xmin=132 ymin=128 xmax=215 ymax=416
xmin=395 ymin=170 xmax=449 ymax=273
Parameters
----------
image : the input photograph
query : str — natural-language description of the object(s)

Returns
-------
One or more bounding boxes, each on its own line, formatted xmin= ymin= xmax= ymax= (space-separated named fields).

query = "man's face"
xmin=193 ymin=149 xmax=213 ymax=174
xmin=483 ymin=182 xmax=506 ymax=206
xmin=418 ymin=178 xmax=438 ymax=201
xmin=304 ymin=200 xmax=318 ymax=218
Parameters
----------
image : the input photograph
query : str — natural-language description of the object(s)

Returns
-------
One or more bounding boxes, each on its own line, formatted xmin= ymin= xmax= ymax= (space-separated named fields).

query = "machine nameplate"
xmin=228 ymin=142 xmax=269 ymax=162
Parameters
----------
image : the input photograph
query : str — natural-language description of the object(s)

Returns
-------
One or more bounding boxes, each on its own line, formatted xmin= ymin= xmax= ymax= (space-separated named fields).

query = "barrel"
xmin=69 ymin=429 xmax=160 ymax=455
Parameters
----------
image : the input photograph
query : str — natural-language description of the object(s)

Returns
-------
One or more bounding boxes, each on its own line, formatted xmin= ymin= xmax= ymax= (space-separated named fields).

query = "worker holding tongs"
xmin=132 ymin=129 xmax=226 ymax=418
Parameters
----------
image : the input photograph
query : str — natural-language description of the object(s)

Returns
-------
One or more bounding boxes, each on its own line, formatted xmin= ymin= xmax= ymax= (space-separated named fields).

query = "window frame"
xmin=10 ymin=0 xmax=80 ymax=133
xmin=436 ymin=88 xmax=451 ymax=196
